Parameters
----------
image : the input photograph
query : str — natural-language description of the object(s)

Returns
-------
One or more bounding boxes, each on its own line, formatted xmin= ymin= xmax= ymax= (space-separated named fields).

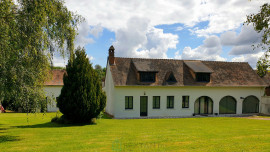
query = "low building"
xmin=104 ymin=46 xmax=266 ymax=118
xmin=260 ymin=72 xmax=270 ymax=114
xmin=44 ymin=69 xmax=65 ymax=112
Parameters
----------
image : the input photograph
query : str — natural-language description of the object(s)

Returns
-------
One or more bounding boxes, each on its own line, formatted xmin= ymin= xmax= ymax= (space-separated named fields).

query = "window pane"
xmin=153 ymin=96 xmax=160 ymax=109
xmin=167 ymin=96 xmax=174 ymax=108
xmin=182 ymin=97 xmax=185 ymax=107
xmin=196 ymin=73 xmax=210 ymax=82
xmin=125 ymin=96 xmax=133 ymax=109
xmin=182 ymin=96 xmax=189 ymax=108
xmin=140 ymin=72 xmax=156 ymax=82
xmin=130 ymin=97 xmax=133 ymax=109
xmin=125 ymin=97 xmax=128 ymax=109
xmin=172 ymin=97 xmax=174 ymax=108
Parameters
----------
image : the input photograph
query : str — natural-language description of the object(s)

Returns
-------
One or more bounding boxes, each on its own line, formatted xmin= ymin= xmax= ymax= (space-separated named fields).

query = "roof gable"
xmin=166 ymin=72 xmax=177 ymax=83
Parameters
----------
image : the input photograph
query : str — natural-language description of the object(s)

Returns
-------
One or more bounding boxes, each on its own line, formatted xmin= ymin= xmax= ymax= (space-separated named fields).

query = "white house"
xmin=44 ymin=69 xmax=64 ymax=112
xmin=104 ymin=46 xmax=267 ymax=118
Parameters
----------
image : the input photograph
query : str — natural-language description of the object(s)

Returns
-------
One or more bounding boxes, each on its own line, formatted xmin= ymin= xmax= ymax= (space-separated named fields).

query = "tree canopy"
xmin=94 ymin=64 xmax=106 ymax=81
xmin=245 ymin=3 xmax=270 ymax=76
xmin=0 ymin=0 xmax=82 ymax=112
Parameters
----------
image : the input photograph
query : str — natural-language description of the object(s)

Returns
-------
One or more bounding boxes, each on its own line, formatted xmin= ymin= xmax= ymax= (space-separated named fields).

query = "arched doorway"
xmin=242 ymin=96 xmax=259 ymax=113
xmin=194 ymin=96 xmax=213 ymax=115
xmin=219 ymin=96 xmax=237 ymax=114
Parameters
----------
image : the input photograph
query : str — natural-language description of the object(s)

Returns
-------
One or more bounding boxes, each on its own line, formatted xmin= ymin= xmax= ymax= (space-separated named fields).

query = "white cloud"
xmin=52 ymin=52 xmax=94 ymax=67
xmin=176 ymin=26 xmax=183 ymax=31
xmin=221 ymin=25 xmax=262 ymax=46
xmin=229 ymin=45 xmax=261 ymax=55
xmin=75 ymin=22 xmax=94 ymax=48
xmin=52 ymin=52 xmax=68 ymax=67
xmin=231 ymin=52 xmax=264 ymax=68
xmin=64 ymin=0 xmax=268 ymax=67
xmin=113 ymin=17 xmax=178 ymax=58
xmin=65 ymin=0 xmax=267 ymax=35
xmin=87 ymin=55 xmax=94 ymax=61
xmin=90 ymin=24 xmax=103 ymax=38
xmin=220 ymin=25 xmax=263 ymax=55
xmin=191 ymin=0 xmax=268 ymax=37
xmin=175 ymin=35 xmax=226 ymax=61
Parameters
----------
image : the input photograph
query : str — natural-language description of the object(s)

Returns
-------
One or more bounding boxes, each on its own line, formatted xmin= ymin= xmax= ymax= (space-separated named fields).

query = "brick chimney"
xmin=108 ymin=45 xmax=115 ymax=65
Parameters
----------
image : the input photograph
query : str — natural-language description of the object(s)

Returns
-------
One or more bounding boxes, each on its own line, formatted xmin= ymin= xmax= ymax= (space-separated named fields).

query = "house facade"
xmin=44 ymin=69 xmax=64 ymax=112
xmin=104 ymin=46 xmax=267 ymax=118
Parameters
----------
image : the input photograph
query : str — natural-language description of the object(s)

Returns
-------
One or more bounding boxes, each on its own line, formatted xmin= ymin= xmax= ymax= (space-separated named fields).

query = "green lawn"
xmin=0 ymin=113 xmax=270 ymax=152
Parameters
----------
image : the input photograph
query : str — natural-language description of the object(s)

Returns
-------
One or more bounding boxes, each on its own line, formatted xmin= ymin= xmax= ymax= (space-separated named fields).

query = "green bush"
xmin=57 ymin=48 xmax=106 ymax=123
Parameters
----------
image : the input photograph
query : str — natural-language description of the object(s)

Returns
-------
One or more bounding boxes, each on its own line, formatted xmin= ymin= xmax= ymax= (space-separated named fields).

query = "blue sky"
xmin=53 ymin=0 xmax=268 ymax=68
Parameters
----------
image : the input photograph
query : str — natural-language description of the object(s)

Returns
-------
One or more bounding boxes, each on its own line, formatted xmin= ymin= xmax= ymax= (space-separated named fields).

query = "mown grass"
xmin=0 ymin=113 xmax=270 ymax=152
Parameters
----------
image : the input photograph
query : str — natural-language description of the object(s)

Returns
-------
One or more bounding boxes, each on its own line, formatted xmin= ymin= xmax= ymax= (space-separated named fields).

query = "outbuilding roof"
xmin=109 ymin=57 xmax=266 ymax=87
xmin=44 ymin=69 xmax=65 ymax=86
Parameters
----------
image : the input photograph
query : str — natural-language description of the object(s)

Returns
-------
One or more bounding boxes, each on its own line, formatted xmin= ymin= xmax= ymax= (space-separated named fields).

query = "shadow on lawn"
xmin=0 ymin=135 xmax=20 ymax=143
xmin=0 ymin=128 xmax=7 ymax=130
xmin=15 ymin=121 xmax=95 ymax=128
xmin=0 ymin=127 xmax=8 ymax=131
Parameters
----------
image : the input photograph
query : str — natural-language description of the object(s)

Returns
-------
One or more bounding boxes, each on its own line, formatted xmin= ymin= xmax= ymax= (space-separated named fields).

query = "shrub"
xmin=57 ymin=48 xmax=106 ymax=123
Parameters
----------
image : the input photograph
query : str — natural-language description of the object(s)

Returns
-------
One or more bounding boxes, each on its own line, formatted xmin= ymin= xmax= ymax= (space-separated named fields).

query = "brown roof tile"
xmin=184 ymin=61 xmax=213 ymax=73
xmin=109 ymin=57 xmax=266 ymax=87
xmin=44 ymin=69 xmax=65 ymax=86
xmin=261 ymin=71 xmax=270 ymax=86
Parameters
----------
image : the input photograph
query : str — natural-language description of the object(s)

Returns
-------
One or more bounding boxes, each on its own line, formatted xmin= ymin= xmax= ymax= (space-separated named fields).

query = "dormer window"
xmin=196 ymin=73 xmax=210 ymax=82
xmin=184 ymin=61 xmax=213 ymax=83
xmin=167 ymin=73 xmax=177 ymax=82
xmin=140 ymin=72 xmax=156 ymax=82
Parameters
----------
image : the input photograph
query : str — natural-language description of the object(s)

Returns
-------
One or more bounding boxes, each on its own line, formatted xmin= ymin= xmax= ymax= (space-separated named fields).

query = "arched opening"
xmin=242 ymin=96 xmax=259 ymax=113
xmin=219 ymin=96 xmax=237 ymax=114
xmin=194 ymin=96 xmax=213 ymax=115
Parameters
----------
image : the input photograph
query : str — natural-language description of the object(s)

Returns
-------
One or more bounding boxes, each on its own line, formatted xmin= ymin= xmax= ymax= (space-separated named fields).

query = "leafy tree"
xmin=245 ymin=3 xmax=270 ymax=76
xmin=57 ymin=48 xmax=106 ymax=123
xmin=94 ymin=64 xmax=106 ymax=80
xmin=0 ymin=0 xmax=82 ymax=112
xmin=95 ymin=64 xmax=102 ymax=71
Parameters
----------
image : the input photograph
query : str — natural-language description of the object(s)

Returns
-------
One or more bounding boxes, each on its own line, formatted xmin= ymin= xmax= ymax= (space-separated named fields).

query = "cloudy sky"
xmin=53 ymin=0 xmax=268 ymax=68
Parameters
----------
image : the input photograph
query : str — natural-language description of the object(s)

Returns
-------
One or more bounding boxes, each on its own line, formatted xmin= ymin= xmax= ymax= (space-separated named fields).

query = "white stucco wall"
xmin=261 ymin=96 xmax=270 ymax=114
xmin=44 ymin=86 xmax=62 ymax=112
xmin=111 ymin=86 xmax=264 ymax=118
xmin=105 ymin=61 xmax=115 ymax=116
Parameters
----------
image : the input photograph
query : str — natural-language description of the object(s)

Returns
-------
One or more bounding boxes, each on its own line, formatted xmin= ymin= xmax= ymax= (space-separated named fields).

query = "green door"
xmin=140 ymin=96 xmax=148 ymax=116
xmin=243 ymin=96 xmax=259 ymax=113
xmin=194 ymin=96 xmax=213 ymax=115
xmin=219 ymin=96 xmax=236 ymax=114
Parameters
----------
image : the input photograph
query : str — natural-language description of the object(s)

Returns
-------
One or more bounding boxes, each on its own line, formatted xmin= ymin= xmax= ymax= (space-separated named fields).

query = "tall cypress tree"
xmin=57 ymin=47 xmax=106 ymax=123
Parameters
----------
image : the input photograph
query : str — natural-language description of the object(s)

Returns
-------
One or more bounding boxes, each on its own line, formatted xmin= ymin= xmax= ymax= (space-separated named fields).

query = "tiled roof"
xmin=184 ymin=61 xmax=213 ymax=73
xmin=44 ymin=69 xmax=65 ymax=86
xmin=261 ymin=71 xmax=270 ymax=86
xmin=109 ymin=57 xmax=267 ymax=87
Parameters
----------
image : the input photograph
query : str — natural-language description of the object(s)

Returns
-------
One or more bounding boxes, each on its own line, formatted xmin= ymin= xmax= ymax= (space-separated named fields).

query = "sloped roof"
xmin=184 ymin=61 xmax=213 ymax=73
xmin=132 ymin=60 xmax=159 ymax=72
xmin=44 ymin=69 xmax=65 ymax=86
xmin=261 ymin=71 xmax=270 ymax=86
xmin=109 ymin=57 xmax=266 ymax=87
